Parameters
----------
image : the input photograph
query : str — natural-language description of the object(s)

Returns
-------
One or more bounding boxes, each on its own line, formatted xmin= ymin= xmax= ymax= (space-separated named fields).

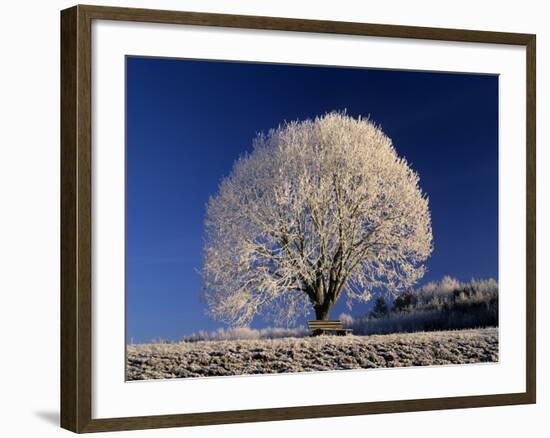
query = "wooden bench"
xmin=307 ymin=320 xmax=353 ymax=336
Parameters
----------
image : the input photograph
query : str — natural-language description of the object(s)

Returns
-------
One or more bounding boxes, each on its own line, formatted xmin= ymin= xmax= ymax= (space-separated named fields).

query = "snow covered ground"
xmin=127 ymin=327 xmax=498 ymax=380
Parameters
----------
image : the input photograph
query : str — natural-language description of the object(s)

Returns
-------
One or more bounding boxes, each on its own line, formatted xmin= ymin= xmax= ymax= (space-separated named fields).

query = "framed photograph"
xmin=60 ymin=4 xmax=536 ymax=433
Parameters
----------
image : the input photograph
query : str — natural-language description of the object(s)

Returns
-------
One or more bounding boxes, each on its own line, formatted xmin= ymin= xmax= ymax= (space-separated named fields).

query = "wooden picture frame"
xmin=61 ymin=4 xmax=536 ymax=433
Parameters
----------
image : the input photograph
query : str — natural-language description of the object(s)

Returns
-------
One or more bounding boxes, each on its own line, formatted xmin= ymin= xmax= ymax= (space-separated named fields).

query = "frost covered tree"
xmin=202 ymin=112 xmax=433 ymax=326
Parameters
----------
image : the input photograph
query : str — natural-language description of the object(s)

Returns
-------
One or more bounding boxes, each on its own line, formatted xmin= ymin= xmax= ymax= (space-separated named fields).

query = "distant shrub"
xmin=181 ymin=326 xmax=308 ymax=342
xmin=343 ymin=276 xmax=498 ymax=335
xmin=339 ymin=312 xmax=355 ymax=327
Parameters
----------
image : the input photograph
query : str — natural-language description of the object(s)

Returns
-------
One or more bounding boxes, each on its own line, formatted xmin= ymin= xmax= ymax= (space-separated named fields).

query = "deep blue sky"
xmin=126 ymin=57 xmax=498 ymax=343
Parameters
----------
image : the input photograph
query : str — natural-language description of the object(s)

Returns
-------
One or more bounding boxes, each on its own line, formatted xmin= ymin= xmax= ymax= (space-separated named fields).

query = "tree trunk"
xmin=314 ymin=303 xmax=332 ymax=320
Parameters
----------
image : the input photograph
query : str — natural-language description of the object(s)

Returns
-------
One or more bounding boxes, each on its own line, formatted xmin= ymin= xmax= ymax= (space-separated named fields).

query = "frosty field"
xmin=127 ymin=327 xmax=498 ymax=380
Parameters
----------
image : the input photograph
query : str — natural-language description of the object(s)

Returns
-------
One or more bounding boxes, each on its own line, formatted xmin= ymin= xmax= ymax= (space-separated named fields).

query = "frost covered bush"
xmin=415 ymin=276 xmax=498 ymax=310
xmin=344 ymin=277 xmax=498 ymax=335
xmin=339 ymin=312 xmax=355 ymax=327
